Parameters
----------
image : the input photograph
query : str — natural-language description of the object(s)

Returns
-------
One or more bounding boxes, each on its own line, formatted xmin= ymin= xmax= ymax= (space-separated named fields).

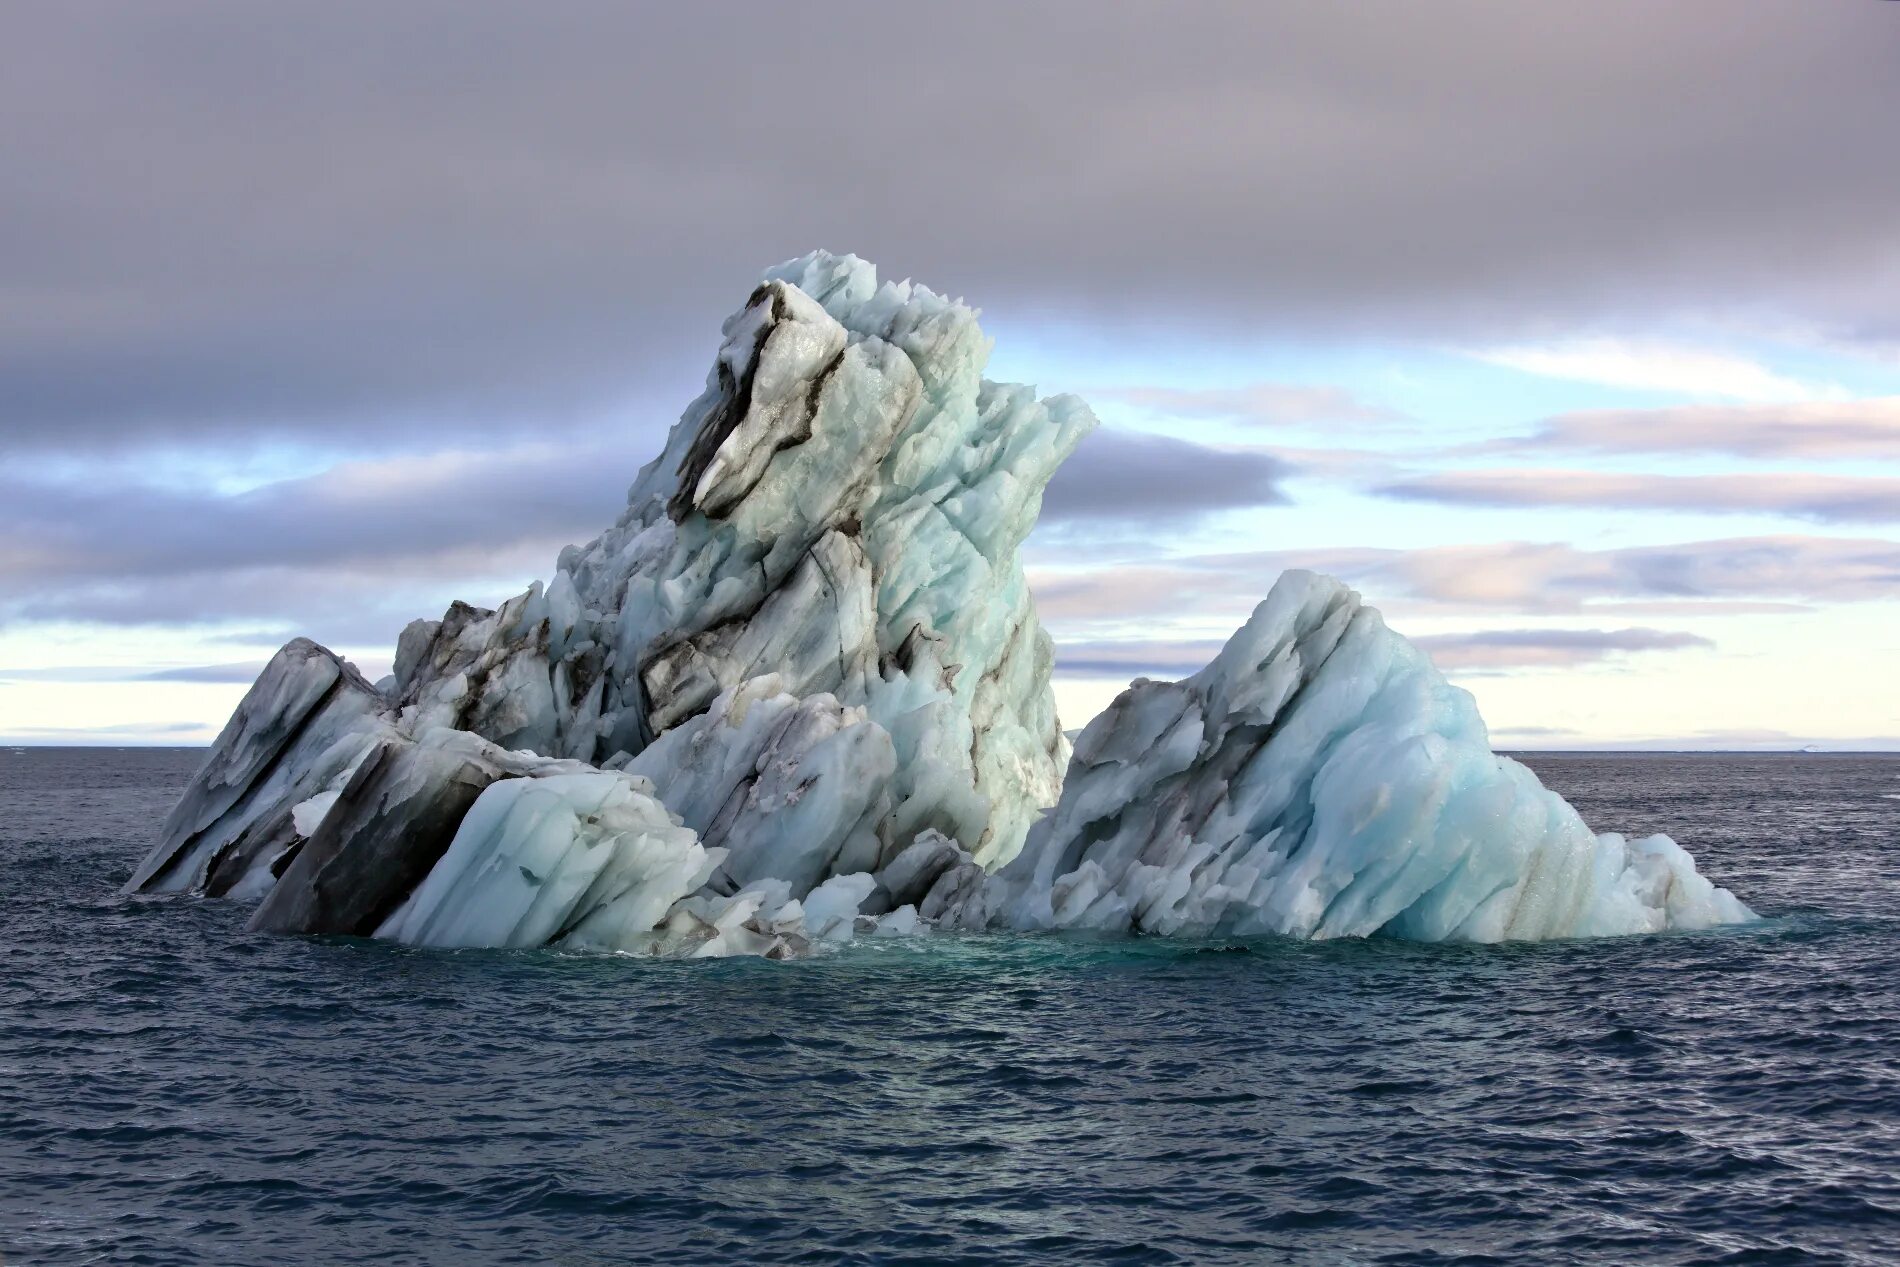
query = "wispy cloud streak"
xmin=1031 ymin=535 xmax=1900 ymax=623
xmin=1490 ymin=398 xmax=1900 ymax=461
xmin=1377 ymin=471 xmax=1900 ymax=525
xmin=1413 ymin=627 xmax=1712 ymax=671
xmin=1466 ymin=340 xmax=1830 ymax=402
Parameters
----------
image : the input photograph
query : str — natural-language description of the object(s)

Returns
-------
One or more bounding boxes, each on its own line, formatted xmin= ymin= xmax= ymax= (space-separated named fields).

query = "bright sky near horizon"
xmin=2 ymin=3 xmax=1897 ymax=749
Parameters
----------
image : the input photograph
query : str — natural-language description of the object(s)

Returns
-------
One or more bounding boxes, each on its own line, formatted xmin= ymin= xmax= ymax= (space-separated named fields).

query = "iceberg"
xmin=979 ymin=571 xmax=1754 ymax=941
xmin=126 ymin=252 xmax=1753 ymax=956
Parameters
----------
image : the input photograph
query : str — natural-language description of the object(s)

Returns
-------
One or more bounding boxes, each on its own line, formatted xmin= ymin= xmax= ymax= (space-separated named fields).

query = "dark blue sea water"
xmin=3 ymin=748 xmax=1898 ymax=1266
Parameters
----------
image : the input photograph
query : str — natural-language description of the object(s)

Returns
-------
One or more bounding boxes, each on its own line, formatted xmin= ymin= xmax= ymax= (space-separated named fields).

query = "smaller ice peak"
xmin=373 ymin=766 xmax=920 ymax=960
xmin=992 ymin=570 xmax=1755 ymax=943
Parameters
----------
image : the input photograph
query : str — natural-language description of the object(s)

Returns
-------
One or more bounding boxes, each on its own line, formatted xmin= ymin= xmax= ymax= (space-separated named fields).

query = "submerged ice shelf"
xmin=126 ymin=252 xmax=1754 ymax=957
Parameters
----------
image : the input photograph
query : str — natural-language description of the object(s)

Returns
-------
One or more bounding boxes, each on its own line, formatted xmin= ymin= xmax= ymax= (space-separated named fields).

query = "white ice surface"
xmin=985 ymin=571 xmax=1756 ymax=943
xmin=389 ymin=251 xmax=1091 ymax=871
xmin=376 ymin=772 xmax=711 ymax=950
xmin=374 ymin=766 xmax=917 ymax=959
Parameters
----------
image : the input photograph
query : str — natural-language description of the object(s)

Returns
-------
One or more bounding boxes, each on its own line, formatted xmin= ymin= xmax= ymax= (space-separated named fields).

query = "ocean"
xmin=3 ymin=747 xmax=1897 ymax=1265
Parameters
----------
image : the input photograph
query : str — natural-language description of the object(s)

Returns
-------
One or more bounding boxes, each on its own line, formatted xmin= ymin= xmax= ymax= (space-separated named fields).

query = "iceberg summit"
xmin=127 ymin=252 xmax=1753 ymax=956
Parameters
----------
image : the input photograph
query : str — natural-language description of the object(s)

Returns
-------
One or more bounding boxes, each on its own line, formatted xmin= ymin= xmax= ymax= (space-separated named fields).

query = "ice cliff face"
xmin=127 ymin=253 xmax=1754 ymax=957
xmin=384 ymin=253 xmax=1089 ymax=870
xmin=128 ymin=252 xmax=1094 ymax=957
xmin=982 ymin=571 xmax=1754 ymax=941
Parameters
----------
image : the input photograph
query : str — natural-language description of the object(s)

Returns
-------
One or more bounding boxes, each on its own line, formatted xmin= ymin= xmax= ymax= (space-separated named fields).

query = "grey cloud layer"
xmin=0 ymin=427 xmax=1258 ymax=643
xmin=4 ymin=2 xmax=1898 ymax=451
xmin=0 ymin=445 xmax=637 ymax=588
xmin=1040 ymin=430 xmax=1292 ymax=522
xmin=0 ymin=444 xmax=636 ymax=645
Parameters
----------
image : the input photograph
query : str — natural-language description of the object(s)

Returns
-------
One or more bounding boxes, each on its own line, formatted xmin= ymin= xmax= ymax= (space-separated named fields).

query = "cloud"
xmin=1029 ymin=535 xmax=1900 ymax=624
xmin=1048 ymin=626 xmax=1710 ymax=683
xmin=1466 ymin=339 xmax=1828 ymax=401
xmin=0 ymin=444 xmax=615 ymax=650
xmin=1413 ymin=627 xmax=1712 ymax=672
xmin=1040 ymin=429 xmax=1293 ymax=522
xmin=0 ymin=424 xmax=1291 ymax=645
xmin=1495 ymin=397 xmax=1900 ymax=461
xmin=138 ymin=662 xmax=273 ymax=683
xmin=0 ymin=721 xmax=216 ymax=745
xmin=1031 ymin=564 xmax=1271 ymax=626
xmin=1337 ymin=536 xmax=1900 ymax=612
xmin=2 ymin=3 xmax=1897 ymax=455
xmin=0 ymin=666 xmax=146 ymax=683
xmin=0 ymin=663 xmax=263 ymax=682
xmin=3 ymin=567 xmax=495 ymax=649
xmin=1101 ymin=383 xmax=1402 ymax=427
xmin=0 ymin=447 xmax=618 ymax=584
xmin=1376 ymin=470 xmax=1900 ymax=524
xmin=1053 ymin=639 xmax=1228 ymax=679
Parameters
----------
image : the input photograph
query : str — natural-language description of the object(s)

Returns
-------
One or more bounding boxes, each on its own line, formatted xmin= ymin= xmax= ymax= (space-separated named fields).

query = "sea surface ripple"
xmin=3 ymin=748 xmax=1898 ymax=1265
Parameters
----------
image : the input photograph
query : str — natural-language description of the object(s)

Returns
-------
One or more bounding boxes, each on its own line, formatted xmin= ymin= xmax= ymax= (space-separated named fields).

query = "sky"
xmin=2 ymin=1 xmax=1898 ymax=749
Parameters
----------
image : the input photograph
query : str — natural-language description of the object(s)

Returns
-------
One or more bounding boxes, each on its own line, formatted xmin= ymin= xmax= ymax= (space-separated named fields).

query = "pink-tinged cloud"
xmin=1504 ymin=397 xmax=1900 ymax=460
xmin=1377 ymin=470 xmax=1900 ymax=524
xmin=1466 ymin=340 xmax=1818 ymax=401
xmin=1412 ymin=627 xmax=1712 ymax=672
xmin=1029 ymin=535 xmax=1900 ymax=624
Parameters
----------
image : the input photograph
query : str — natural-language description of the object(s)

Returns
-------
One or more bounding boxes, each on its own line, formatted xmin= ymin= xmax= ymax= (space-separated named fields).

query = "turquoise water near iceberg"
xmin=3 ymin=748 xmax=1898 ymax=1265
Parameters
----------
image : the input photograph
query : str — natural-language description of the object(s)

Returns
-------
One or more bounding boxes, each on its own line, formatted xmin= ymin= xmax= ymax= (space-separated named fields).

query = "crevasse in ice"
xmin=125 ymin=254 xmax=1754 ymax=956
